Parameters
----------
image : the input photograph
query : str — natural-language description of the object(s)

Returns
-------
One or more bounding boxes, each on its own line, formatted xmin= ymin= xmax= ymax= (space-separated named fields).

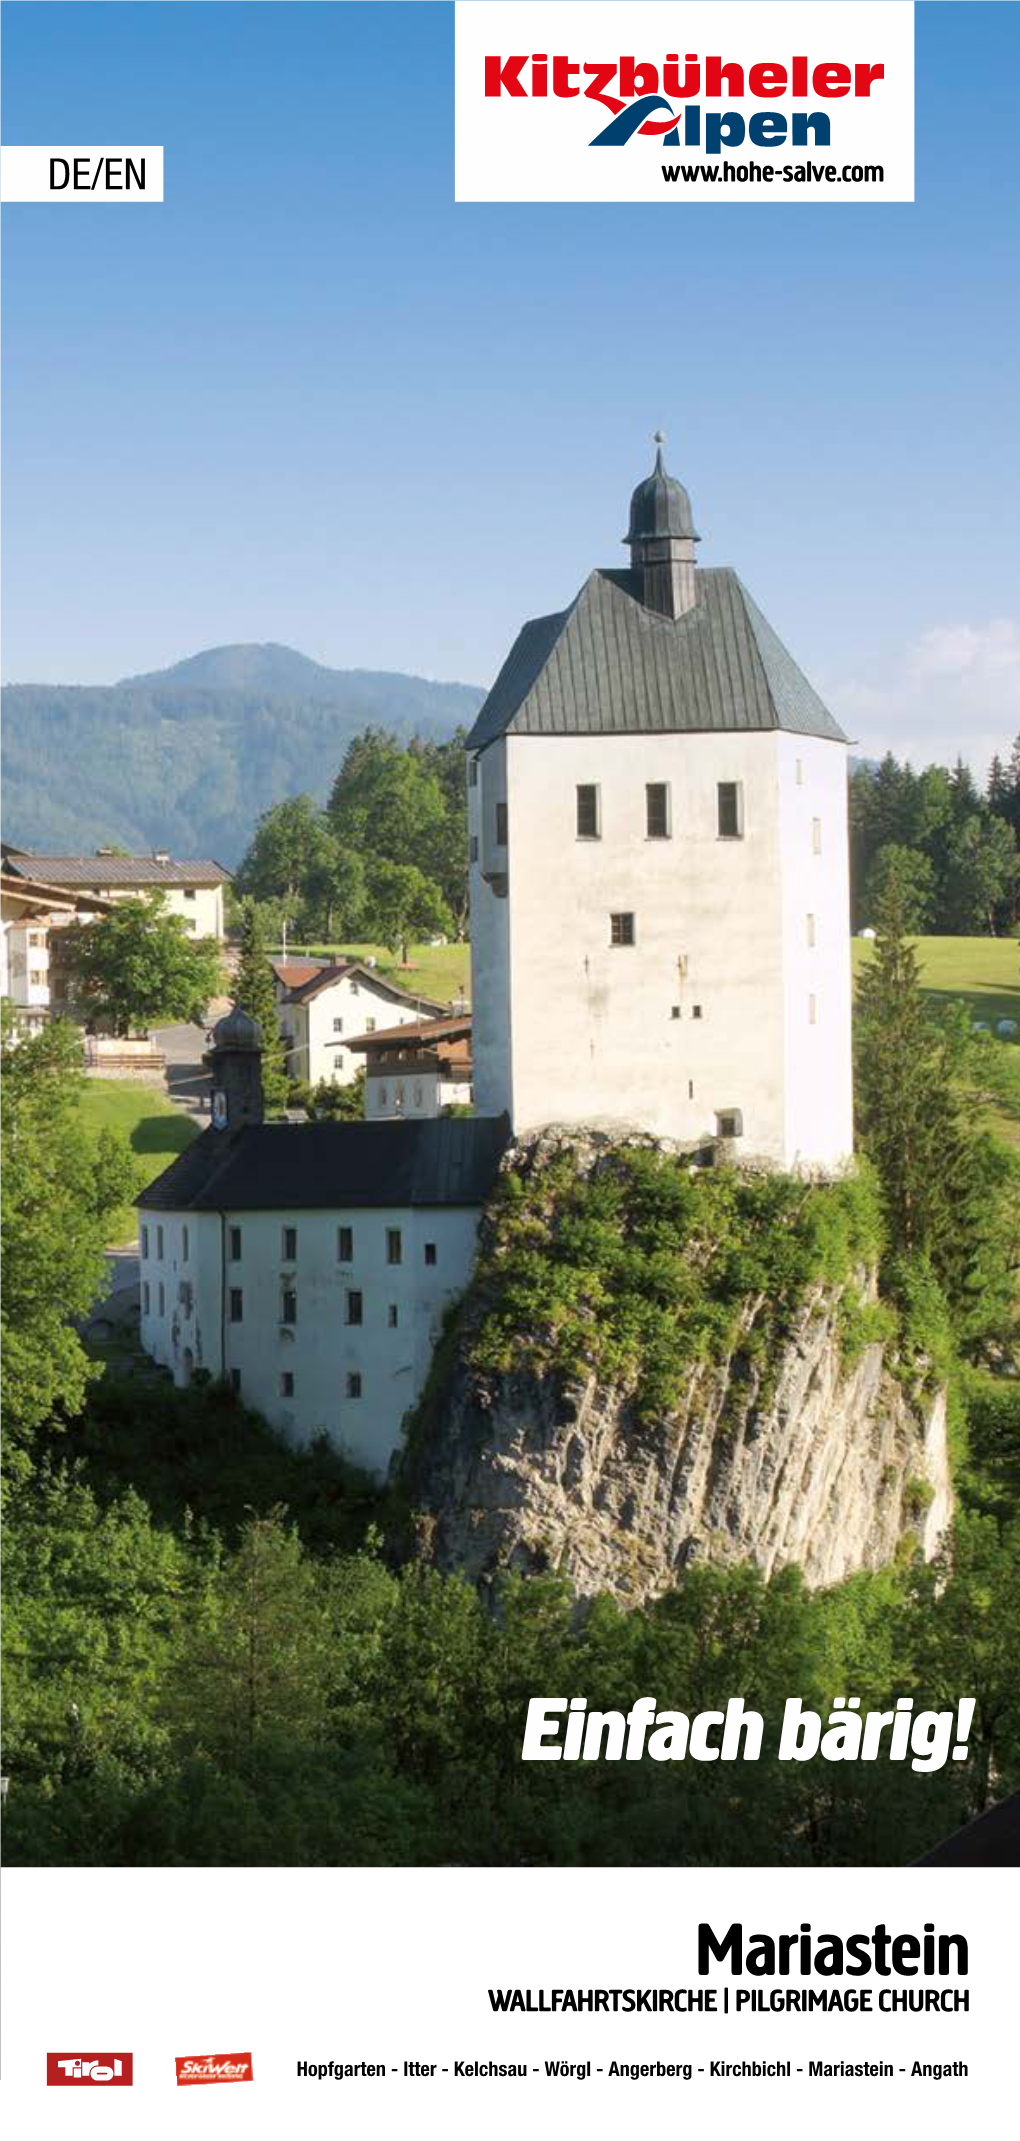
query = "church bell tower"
xmin=207 ymin=1004 xmax=265 ymax=1131
xmin=625 ymin=432 xmax=700 ymax=619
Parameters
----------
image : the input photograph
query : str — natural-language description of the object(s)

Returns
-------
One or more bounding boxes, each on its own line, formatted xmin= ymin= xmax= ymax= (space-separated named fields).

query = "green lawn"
xmin=78 ymin=1080 xmax=199 ymax=1247
xmin=851 ymin=934 xmax=1019 ymax=1027
xmin=277 ymin=939 xmax=472 ymax=1007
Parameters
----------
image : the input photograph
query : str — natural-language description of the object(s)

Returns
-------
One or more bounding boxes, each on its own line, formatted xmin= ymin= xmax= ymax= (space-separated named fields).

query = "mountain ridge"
xmin=1 ymin=643 xmax=487 ymax=867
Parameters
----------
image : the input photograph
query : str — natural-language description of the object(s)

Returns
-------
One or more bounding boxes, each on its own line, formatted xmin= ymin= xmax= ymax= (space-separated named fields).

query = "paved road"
xmin=153 ymin=1021 xmax=213 ymax=1120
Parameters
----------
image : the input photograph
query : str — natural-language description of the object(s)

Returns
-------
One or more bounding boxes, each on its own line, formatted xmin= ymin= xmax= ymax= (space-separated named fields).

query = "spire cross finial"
xmin=653 ymin=429 xmax=666 ymax=446
xmin=653 ymin=427 xmax=667 ymax=473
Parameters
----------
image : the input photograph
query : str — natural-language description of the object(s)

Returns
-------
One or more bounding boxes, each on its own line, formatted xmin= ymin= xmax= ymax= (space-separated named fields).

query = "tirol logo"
xmin=485 ymin=51 xmax=888 ymax=154
xmin=47 ymin=2054 xmax=133 ymax=2086
xmin=176 ymin=2053 xmax=254 ymax=2085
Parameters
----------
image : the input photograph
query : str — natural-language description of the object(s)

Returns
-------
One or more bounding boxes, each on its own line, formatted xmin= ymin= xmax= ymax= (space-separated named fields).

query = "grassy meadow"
xmin=78 ymin=1080 xmax=198 ymax=1246
xmin=277 ymin=938 xmax=472 ymax=1006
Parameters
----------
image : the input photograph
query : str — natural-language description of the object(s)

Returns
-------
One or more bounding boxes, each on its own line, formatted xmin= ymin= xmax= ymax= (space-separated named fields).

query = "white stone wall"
xmin=139 ymin=1201 xmax=481 ymax=1475
xmin=470 ymin=729 xmax=853 ymax=1171
xmin=4 ymin=920 xmax=51 ymax=1008
xmin=364 ymin=1067 xmax=468 ymax=1119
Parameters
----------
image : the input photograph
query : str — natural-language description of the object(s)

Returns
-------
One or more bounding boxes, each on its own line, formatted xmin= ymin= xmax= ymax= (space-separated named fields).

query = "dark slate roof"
xmin=137 ymin=1112 xmax=510 ymax=1213
xmin=626 ymin=448 xmax=699 ymax=543
xmin=2 ymin=850 xmax=230 ymax=887
xmin=465 ymin=567 xmax=846 ymax=750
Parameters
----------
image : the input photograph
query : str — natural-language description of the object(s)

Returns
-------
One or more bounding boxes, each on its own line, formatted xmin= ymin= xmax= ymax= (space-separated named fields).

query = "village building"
xmin=466 ymin=445 xmax=853 ymax=1172
xmin=1 ymin=845 xmax=230 ymax=944
xmin=348 ymin=1012 xmax=473 ymax=1118
xmin=1 ymin=864 xmax=114 ymax=1033
xmin=271 ymin=957 xmax=446 ymax=1088
xmin=138 ymin=1009 xmax=506 ymax=1473
xmin=138 ymin=444 xmax=855 ymax=1471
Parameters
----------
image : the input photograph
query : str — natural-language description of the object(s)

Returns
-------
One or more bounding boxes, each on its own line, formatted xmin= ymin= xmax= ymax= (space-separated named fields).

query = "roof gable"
xmin=466 ymin=568 xmax=846 ymax=749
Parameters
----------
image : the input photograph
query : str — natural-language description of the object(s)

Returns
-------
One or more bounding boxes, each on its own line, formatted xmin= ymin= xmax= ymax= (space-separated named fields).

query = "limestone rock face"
xmin=404 ymin=1280 xmax=951 ymax=1606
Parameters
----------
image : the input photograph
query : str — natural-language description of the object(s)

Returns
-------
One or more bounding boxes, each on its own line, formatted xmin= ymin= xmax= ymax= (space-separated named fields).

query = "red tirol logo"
xmin=175 ymin=2054 xmax=254 ymax=2086
xmin=47 ymin=2054 xmax=133 ymax=2086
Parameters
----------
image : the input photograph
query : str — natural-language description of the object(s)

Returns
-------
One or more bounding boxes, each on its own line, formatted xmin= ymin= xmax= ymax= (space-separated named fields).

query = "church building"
xmin=137 ymin=445 xmax=854 ymax=1472
xmin=467 ymin=444 xmax=853 ymax=1171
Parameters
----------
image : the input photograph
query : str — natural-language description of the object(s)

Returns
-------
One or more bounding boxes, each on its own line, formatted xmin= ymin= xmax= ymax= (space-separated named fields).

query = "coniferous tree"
xmin=233 ymin=899 xmax=289 ymax=1113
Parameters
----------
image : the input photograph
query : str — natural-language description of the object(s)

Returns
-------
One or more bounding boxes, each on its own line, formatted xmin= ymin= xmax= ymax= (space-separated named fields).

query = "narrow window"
xmin=338 ymin=1225 xmax=354 ymax=1263
xmin=692 ymin=1004 xmax=703 ymax=1020
xmin=715 ymin=1109 xmax=744 ymax=1139
xmin=610 ymin=912 xmax=635 ymax=947
xmin=156 ymin=1225 xmax=164 ymax=1259
xmin=469 ymin=758 xmax=479 ymax=788
xmin=387 ymin=1227 xmax=403 ymax=1266
xmin=388 ymin=1303 xmax=399 ymax=1328
xmin=413 ymin=1083 xmax=423 ymax=1106
xmin=646 ymin=783 xmax=670 ymax=839
xmin=230 ymin=1225 xmax=242 ymax=1261
xmin=350 ymin=980 xmax=360 ymax=996
xmin=333 ymin=1017 xmax=343 ymax=1033
xmin=812 ymin=817 xmax=822 ymax=855
xmin=366 ymin=1017 xmax=376 ymax=1033
xmin=379 ymin=1084 xmax=388 ymax=1106
xmin=282 ymin=1225 xmax=298 ymax=1261
xmin=230 ymin=1287 xmax=243 ymax=1322
xmin=717 ymin=782 xmax=744 ymax=839
xmin=280 ymin=1371 xmax=295 ymax=1398
xmin=346 ymin=1289 xmax=363 ymax=1326
xmin=671 ymin=1006 xmax=681 ymax=1021
xmin=495 ymin=800 xmax=508 ymax=847
xmin=346 ymin=1372 xmax=363 ymax=1399
xmin=424 ymin=1242 xmax=437 ymax=1267
xmin=806 ymin=913 xmax=816 ymax=948
xmin=688 ymin=1080 xmax=695 ymax=1100
xmin=141 ymin=1225 xmax=149 ymax=1258
xmin=470 ymin=835 xmax=479 ymax=862
xmin=576 ymin=784 xmax=600 ymax=840
xmin=809 ymin=994 xmax=817 ymax=1025
xmin=182 ymin=1225 xmax=189 ymax=1262
xmin=230 ymin=1368 xmax=242 ymax=1395
xmin=158 ymin=1283 xmax=165 ymax=1315
xmin=142 ymin=1281 xmax=150 ymax=1313
xmin=796 ymin=757 xmax=804 ymax=786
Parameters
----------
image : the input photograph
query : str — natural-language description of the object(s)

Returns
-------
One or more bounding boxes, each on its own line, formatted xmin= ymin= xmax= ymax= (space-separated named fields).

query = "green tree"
xmin=854 ymin=884 xmax=969 ymax=1269
xmin=235 ymin=795 xmax=338 ymax=938
xmin=364 ymin=857 xmax=453 ymax=965
xmin=943 ymin=813 xmax=1018 ymax=934
xmin=59 ymin=893 xmax=223 ymax=1036
xmin=862 ymin=842 xmax=935 ymax=931
xmin=0 ymin=1006 xmax=135 ymax=1462
xmin=327 ymin=730 xmax=461 ymax=928
xmin=233 ymin=899 xmax=288 ymax=1114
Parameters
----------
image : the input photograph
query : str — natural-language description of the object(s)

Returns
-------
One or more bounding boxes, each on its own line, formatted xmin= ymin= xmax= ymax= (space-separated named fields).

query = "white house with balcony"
xmin=271 ymin=958 xmax=446 ymax=1088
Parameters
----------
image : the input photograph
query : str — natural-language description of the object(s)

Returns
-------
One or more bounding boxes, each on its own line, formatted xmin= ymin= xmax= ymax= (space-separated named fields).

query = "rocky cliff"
xmin=400 ymin=1131 xmax=952 ymax=1605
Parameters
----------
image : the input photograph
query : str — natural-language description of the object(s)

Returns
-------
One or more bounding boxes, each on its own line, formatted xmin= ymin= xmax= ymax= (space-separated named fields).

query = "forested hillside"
xmin=0 ymin=644 xmax=484 ymax=864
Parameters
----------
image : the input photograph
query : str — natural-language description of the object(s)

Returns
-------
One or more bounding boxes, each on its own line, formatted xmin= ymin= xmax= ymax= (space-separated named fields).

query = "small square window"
xmin=346 ymin=1372 xmax=363 ymax=1399
xmin=576 ymin=784 xmax=600 ymax=840
xmin=646 ymin=783 xmax=671 ymax=839
xmin=388 ymin=1303 xmax=399 ymax=1328
xmin=692 ymin=1004 xmax=703 ymax=1019
xmin=280 ymin=1371 xmax=294 ymax=1398
xmin=230 ymin=1368 xmax=242 ymax=1395
xmin=387 ymin=1228 xmax=403 ymax=1266
xmin=610 ymin=913 xmax=635 ymax=947
xmin=230 ymin=1287 xmax=243 ymax=1323
xmin=716 ymin=1110 xmax=744 ymax=1139
xmin=333 ymin=1017 xmax=344 ymax=1033
xmin=338 ymin=1225 xmax=354 ymax=1263
xmin=346 ymin=1289 xmax=363 ymax=1325
xmin=158 ymin=1283 xmax=165 ymax=1315
xmin=141 ymin=1225 xmax=149 ymax=1259
xmin=281 ymin=1289 xmax=297 ymax=1325
xmin=424 ymin=1242 xmax=437 ymax=1267
xmin=282 ymin=1225 xmax=298 ymax=1261
xmin=230 ymin=1225 xmax=242 ymax=1261
xmin=717 ymin=782 xmax=743 ymax=839
xmin=671 ymin=1005 xmax=681 ymax=1021
xmin=184 ymin=887 xmax=197 ymax=900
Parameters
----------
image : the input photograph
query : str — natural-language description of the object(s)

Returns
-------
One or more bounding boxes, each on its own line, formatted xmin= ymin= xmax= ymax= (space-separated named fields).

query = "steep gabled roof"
xmin=465 ymin=567 xmax=846 ymax=750
xmin=137 ymin=1113 xmax=510 ymax=1213
xmin=283 ymin=960 xmax=447 ymax=1015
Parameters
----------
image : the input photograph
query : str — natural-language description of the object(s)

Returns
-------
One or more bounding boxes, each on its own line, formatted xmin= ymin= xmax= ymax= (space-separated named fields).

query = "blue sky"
xmin=2 ymin=2 xmax=1018 ymax=772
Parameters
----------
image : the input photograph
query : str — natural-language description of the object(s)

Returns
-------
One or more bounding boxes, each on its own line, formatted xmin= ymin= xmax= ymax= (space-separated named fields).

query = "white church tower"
xmin=466 ymin=442 xmax=853 ymax=1173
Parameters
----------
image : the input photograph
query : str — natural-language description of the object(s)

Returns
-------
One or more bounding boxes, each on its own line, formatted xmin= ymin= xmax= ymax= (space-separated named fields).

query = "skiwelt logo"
xmin=455 ymin=3 xmax=915 ymax=204
xmin=176 ymin=2053 xmax=254 ymax=2085
xmin=47 ymin=2054 xmax=133 ymax=2085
